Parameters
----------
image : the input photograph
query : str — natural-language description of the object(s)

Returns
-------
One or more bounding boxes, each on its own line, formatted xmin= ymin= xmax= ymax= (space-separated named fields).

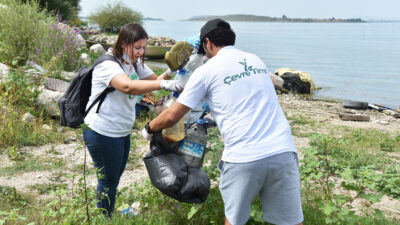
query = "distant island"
xmin=186 ymin=14 xmax=364 ymax=23
xmin=143 ymin=17 xmax=164 ymax=21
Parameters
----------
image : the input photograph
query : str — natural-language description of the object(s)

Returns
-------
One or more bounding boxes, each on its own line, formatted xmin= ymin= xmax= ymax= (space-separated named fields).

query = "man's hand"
xmin=142 ymin=122 xmax=155 ymax=141
xmin=141 ymin=127 xmax=153 ymax=141
xmin=160 ymin=80 xmax=183 ymax=92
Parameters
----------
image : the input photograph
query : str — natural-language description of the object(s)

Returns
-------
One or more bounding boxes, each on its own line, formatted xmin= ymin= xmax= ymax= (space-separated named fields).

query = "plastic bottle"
xmin=162 ymin=92 xmax=185 ymax=142
xmin=177 ymin=120 xmax=207 ymax=167
xmin=185 ymin=53 xmax=204 ymax=73
xmin=174 ymin=68 xmax=190 ymax=87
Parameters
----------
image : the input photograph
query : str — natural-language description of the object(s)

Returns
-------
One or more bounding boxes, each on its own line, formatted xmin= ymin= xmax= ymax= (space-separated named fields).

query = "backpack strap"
xmin=84 ymin=54 xmax=124 ymax=116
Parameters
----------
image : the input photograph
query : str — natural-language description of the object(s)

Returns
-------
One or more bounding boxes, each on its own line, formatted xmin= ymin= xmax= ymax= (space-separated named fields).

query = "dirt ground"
xmin=1 ymin=93 xmax=399 ymax=221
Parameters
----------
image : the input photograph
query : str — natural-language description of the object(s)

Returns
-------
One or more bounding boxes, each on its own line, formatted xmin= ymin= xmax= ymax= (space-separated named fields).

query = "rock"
xmin=0 ymin=62 xmax=10 ymax=83
xmin=56 ymin=127 xmax=65 ymax=133
xmin=377 ymin=121 xmax=390 ymax=125
xmin=44 ymin=78 xmax=69 ymax=93
xmin=275 ymin=68 xmax=315 ymax=94
xmin=269 ymin=73 xmax=284 ymax=90
xmin=26 ymin=60 xmax=46 ymax=73
xmin=86 ymin=34 xmax=175 ymax=47
xmin=339 ymin=113 xmax=370 ymax=122
xmin=90 ymin=44 xmax=106 ymax=55
xmin=281 ymin=72 xmax=313 ymax=94
xmin=22 ymin=112 xmax=34 ymax=123
xmin=60 ymin=71 xmax=75 ymax=81
xmin=36 ymin=87 xmax=64 ymax=117
xmin=42 ymin=124 xmax=52 ymax=131
xmin=87 ymin=34 xmax=118 ymax=45
xmin=75 ymin=34 xmax=87 ymax=50
xmin=64 ymin=135 xmax=77 ymax=144
xmin=80 ymin=28 xmax=100 ymax=35
xmin=382 ymin=109 xmax=400 ymax=117
xmin=147 ymin=36 xmax=176 ymax=47
xmin=80 ymin=53 xmax=91 ymax=64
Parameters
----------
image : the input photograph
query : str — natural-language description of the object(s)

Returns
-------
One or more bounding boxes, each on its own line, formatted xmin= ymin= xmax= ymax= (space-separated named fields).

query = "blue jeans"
xmin=83 ymin=129 xmax=130 ymax=216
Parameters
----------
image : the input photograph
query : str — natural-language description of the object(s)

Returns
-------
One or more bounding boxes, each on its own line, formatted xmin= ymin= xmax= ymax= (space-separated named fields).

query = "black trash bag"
xmin=179 ymin=167 xmax=210 ymax=203
xmin=281 ymin=72 xmax=311 ymax=94
xmin=143 ymin=132 xmax=210 ymax=203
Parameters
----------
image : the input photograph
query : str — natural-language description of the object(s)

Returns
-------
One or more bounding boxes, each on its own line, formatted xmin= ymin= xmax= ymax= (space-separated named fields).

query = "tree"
xmin=22 ymin=0 xmax=80 ymax=22
xmin=88 ymin=2 xmax=143 ymax=33
xmin=282 ymin=14 xmax=287 ymax=20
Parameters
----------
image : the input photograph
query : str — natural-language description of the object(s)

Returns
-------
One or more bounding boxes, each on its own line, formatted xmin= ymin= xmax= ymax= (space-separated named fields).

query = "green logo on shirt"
xmin=128 ymin=72 xmax=139 ymax=99
xmin=223 ymin=59 xmax=267 ymax=86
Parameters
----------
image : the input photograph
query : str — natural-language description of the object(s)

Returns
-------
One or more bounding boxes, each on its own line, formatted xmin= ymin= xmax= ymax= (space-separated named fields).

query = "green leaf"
xmin=116 ymin=203 xmax=129 ymax=211
xmin=361 ymin=193 xmax=383 ymax=203
xmin=187 ymin=205 xmax=201 ymax=219
xmin=340 ymin=167 xmax=353 ymax=180
xmin=321 ymin=203 xmax=336 ymax=216
xmin=374 ymin=209 xmax=385 ymax=218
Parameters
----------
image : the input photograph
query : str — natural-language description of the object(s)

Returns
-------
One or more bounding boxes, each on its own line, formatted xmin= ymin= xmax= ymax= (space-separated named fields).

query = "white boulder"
xmin=80 ymin=53 xmax=91 ymax=64
xmin=22 ymin=112 xmax=34 ymax=123
xmin=60 ymin=71 xmax=75 ymax=81
xmin=90 ymin=44 xmax=106 ymax=55
xmin=0 ymin=63 xmax=10 ymax=83
xmin=37 ymin=87 xmax=64 ymax=117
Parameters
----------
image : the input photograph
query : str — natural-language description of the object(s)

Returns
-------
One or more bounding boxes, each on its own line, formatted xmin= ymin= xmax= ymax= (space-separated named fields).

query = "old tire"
xmin=342 ymin=101 xmax=368 ymax=110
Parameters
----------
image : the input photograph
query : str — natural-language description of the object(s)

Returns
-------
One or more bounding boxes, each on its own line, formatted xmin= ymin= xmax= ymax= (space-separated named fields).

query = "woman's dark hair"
xmin=202 ymin=28 xmax=236 ymax=48
xmin=112 ymin=23 xmax=148 ymax=66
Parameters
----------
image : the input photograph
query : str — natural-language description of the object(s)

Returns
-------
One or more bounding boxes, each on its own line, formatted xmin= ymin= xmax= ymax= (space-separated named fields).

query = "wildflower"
xmin=35 ymin=47 xmax=42 ymax=55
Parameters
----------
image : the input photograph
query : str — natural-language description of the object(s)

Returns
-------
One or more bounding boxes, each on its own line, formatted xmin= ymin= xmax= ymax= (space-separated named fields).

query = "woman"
xmin=82 ymin=23 xmax=181 ymax=216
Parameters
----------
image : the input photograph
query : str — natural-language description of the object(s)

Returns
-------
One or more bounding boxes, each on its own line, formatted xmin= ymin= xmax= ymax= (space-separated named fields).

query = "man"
xmin=142 ymin=19 xmax=303 ymax=225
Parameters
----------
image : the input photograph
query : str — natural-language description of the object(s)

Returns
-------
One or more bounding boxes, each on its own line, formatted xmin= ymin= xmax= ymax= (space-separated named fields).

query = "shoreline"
xmin=146 ymin=60 xmax=400 ymax=111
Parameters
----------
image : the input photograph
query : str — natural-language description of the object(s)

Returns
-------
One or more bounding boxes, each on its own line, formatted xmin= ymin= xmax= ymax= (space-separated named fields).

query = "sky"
xmin=79 ymin=0 xmax=400 ymax=21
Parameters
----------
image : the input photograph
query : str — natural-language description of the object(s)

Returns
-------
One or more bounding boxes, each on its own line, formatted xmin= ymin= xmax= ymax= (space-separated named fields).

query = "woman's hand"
xmin=160 ymin=80 xmax=183 ymax=92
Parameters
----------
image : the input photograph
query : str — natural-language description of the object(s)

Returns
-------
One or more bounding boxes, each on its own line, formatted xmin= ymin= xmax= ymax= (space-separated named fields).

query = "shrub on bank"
xmin=0 ymin=0 xmax=82 ymax=72
xmin=88 ymin=2 xmax=143 ymax=33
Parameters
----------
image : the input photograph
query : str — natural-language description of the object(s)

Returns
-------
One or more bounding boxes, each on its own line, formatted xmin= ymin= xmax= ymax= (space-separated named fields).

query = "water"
xmin=143 ymin=20 xmax=400 ymax=108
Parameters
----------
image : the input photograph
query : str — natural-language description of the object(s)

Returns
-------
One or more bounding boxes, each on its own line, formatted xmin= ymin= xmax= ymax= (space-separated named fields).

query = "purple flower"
xmin=35 ymin=47 xmax=42 ymax=55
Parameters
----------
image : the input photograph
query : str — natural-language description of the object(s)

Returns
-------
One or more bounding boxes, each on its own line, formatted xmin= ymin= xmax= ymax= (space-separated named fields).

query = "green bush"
xmin=0 ymin=0 xmax=53 ymax=66
xmin=0 ymin=0 xmax=82 ymax=72
xmin=88 ymin=2 xmax=143 ymax=33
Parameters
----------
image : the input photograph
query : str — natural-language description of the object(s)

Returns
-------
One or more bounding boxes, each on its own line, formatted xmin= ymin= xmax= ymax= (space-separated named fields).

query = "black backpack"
xmin=58 ymin=54 xmax=133 ymax=128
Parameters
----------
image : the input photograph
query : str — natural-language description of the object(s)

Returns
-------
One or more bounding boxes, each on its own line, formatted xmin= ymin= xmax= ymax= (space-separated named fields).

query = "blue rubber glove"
xmin=185 ymin=35 xmax=200 ymax=50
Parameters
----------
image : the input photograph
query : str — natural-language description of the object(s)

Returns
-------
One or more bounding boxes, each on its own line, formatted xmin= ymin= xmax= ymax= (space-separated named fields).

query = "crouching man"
xmin=142 ymin=19 xmax=304 ymax=225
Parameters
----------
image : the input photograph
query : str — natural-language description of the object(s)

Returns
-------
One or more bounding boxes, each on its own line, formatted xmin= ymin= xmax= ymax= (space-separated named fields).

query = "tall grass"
xmin=0 ymin=70 xmax=65 ymax=149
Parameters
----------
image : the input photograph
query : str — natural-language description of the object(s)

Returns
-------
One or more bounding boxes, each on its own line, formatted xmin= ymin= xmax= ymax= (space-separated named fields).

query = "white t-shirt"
xmin=84 ymin=58 xmax=153 ymax=137
xmin=177 ymin=46 xmax=296 ymax=163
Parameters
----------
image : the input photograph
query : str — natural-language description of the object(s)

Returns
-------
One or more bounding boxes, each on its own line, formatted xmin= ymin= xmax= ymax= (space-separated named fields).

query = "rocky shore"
xmin=86 ymin=34 xmax=176 ymax=47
